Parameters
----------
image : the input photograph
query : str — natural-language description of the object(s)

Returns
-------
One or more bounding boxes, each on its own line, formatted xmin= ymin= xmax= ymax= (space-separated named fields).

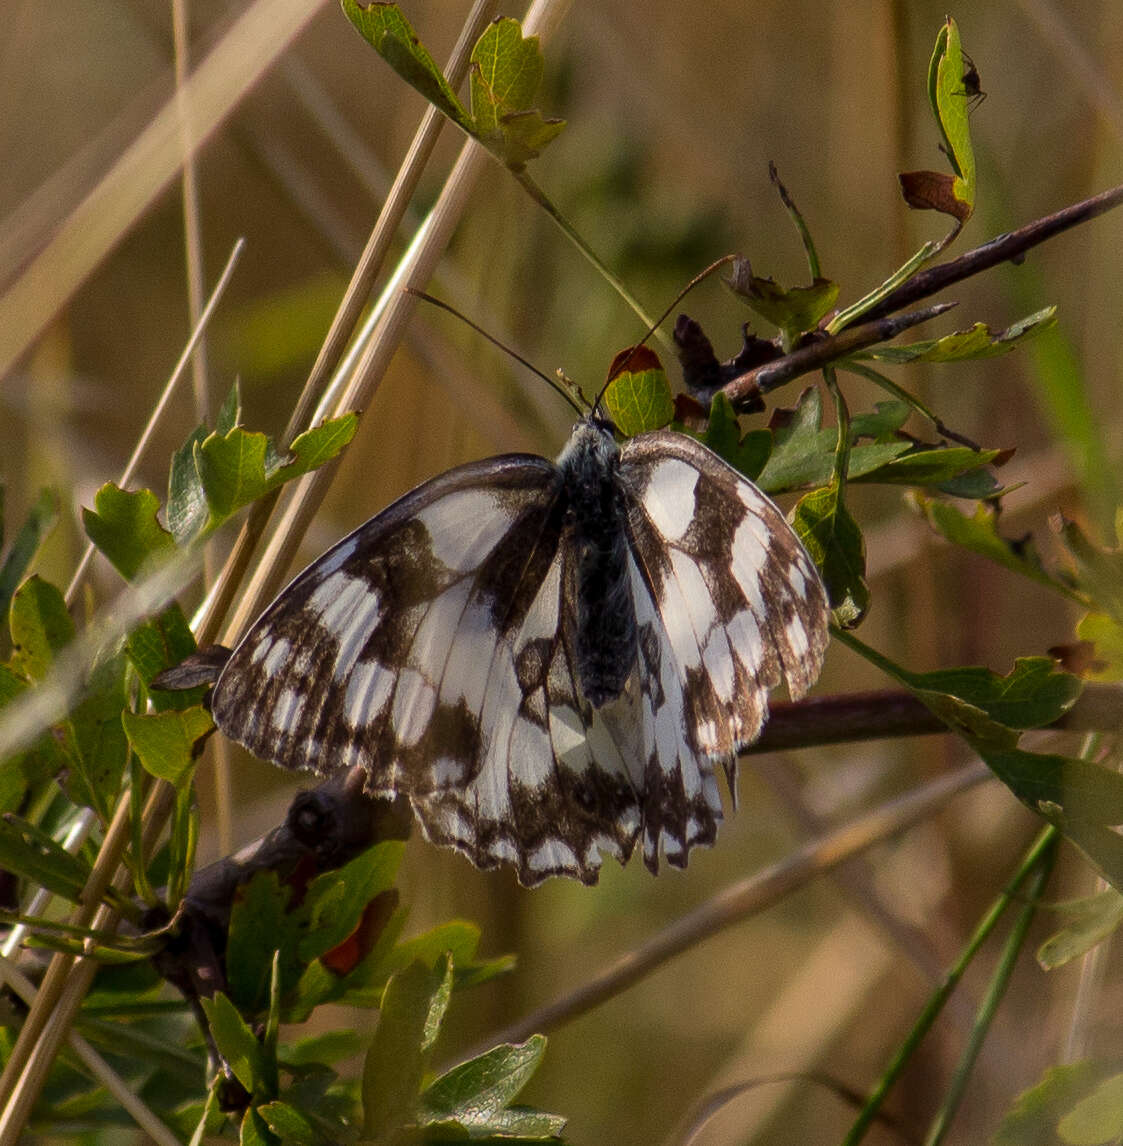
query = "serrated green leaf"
xmin=82 ymin=484 xmax=176 ymax=581
xmin=66 ymin=648 xmax=129 ymax=815
xmin=694 ymin=392 xmax=772 ymax=481
xmin=0 ymin=488 xmax=58 ymax=627
xmin=755 ymin=388 xmax=911 ymax=493
xmin=0 ymin=815 xmax=90 ymax=902
xmin=853 ymin=445 xmax=1003 ymax=490
xmin=494 ymin=109 xmax=567 ymax=168
xmin=469 ymin=18 xmax=563 ymax=167
xmin=858 ymin=309 xmax=1058 ymax=364
xmin=298 ymin=841 xmax=404 ymax=963
xmin=9 ymin=576 xmax=73 ymax=681
xmin=121 ymin=706 xmax=211 ymax=787
xmin=256 ymin=1101 xmax=317 ymax=1145
xmin=341 ymin=0 xmax=473 ymax=132
xmin=202 ymin=992 xmax=265 ymax=1095
xmin=993 ymin=1061 xmax=1123 ymax=1146
xmin=196 ymin=415 xmax=358 ymax=525
xmin=983 ymin=749 xmax=1123 ymax=826
xmin=792 ymin=484 xmax=868 ymax=627
xmin=125 ymin=604 xmax=203 ymax=711
xmin=419 ymin=1036 xmax=551 ymax=1124
xmin=362 ymin=955 xmax=454 ymax=1138
xmin=226 ymin=871 xmax=299 ymax=1016
xmin=217 ymin=379 xmax=241 ymax=435
xmin=1058 ymin=1073 xmax=1123 ymax=1145
xmin=913 ymin=495 xmax=1079 ymax=601
xmin=900 ymin=659 xmax=1083 ymax=730
xmin=1038 ymin=889 xmax=1123 ymax=971
xmin=168 ymin=426 xmax=209 ymax=546
xmin=602 ymin=353 xmax=673 ymax=436
xmin=727 ymin=267 xmax=839 ymax=351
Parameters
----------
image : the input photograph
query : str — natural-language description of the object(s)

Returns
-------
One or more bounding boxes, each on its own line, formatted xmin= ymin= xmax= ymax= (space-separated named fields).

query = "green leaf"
xmin=602 ymin=348 xmax=674 ymax=436
xmin=929 ymin=15 xmax=976 ymax=201
xmin=82 ymin=484 xmax=176 ymax=581
xmin=280 ymin=1029 xmax=365 ymax=1067
xmin=239 ymin=1107 xmax=275 ymax=1146
xmin=913 ymin=495 xmax=1080 ymax=601
xmin=755 ymin=388 xmax=910 ymax=493
xmin=125 ymin=604 xmax=204 ymax=710
xmin=856 ymin=308 xmax=1057 ymax=364
xmin=695 ymin=391 xmax=772 ymax=481
xmin=1038 ymin=889 xmax=1123 ymax=970
xmin=900 ymin=659 xmax=1083 ymax=731
xmin=362 ymin=955 xmax=454 ymax=1138
xmin=256 ymin=1102 xmax=317 ymax=1146
xmin=298 ymin=840 xmax=404 ymax=963
xmin=0 ymin=814 xmax=91 ymax=902
xmin=9 ymin=576 xmax=73 ymax=681
xmin=469 ymin=18 xmax=564 ymax=167
xmin=0 ymin=488 xmax=59 ymax=626
xmin=792 ymin=484 xmax=868 ymax=627
xmin=853 ymin=445 xmax=1004 ymax=490
xmin=341 ymin=1 xmax=473 ymax=132
xmin=896 ymin=17 xmax=976 ymax=224
xmin=726 ymin=262 xmax=839 ymax=351
xmin=226 ymin=871 xmax=299 ymax=1016
xmin=167 ymin=426 xmax=210 ymax=547
xmin=418 ymin=1036 xmax=564 ymax=1140
xmin=1076 ymin=612 xmax=1123 ymax=681
xmin=982 ymin=748 xmax=1123 ymax=826
xmin=994 ymin=1061 xmax=1123 ymax=1146
xmin=65 ymin=648 xmax=129 ymax=816
xmin=1058 ymin=1073 xmax=1123 ymax=1145
xmin=196 ymin=415 xmax=358 ymax=524
xmin=121 ymin=706 xmax=211 ymax=787
xmin=201 ymin=992 xmax=265 ymax=1095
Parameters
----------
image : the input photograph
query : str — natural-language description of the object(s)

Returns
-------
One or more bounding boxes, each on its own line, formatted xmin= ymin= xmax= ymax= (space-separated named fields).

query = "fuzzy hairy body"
xmin=556 ymin=419 xmax=637 ymax=707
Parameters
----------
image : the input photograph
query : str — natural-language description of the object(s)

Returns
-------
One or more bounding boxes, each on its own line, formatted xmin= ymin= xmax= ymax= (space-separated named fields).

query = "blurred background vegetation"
xmin=2 ymin=1 xmax=1123 ymax=1142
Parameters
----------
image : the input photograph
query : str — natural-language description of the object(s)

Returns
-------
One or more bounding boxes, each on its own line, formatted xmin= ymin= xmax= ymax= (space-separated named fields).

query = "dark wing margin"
xmin=211 ymin=453 xmax=563 ymax=783
xmin=619 ymin=430 xmax=830 ymax=870
xmin=211 ymin=451 xmax=645 ymax=886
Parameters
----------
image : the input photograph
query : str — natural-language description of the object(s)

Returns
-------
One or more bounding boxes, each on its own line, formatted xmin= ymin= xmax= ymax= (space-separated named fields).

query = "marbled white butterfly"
xmin=210 ymin=411 xmax=830 ymax=885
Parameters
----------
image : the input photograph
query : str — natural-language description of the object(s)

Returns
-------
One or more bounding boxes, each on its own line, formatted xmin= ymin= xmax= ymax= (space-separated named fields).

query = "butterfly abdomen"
xmin=558 ymin=419 xmax=638 ymax=708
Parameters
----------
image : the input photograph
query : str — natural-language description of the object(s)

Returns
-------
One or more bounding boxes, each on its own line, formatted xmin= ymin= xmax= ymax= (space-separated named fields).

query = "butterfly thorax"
xmin=556 ymin=417 xmax=638 ymax=708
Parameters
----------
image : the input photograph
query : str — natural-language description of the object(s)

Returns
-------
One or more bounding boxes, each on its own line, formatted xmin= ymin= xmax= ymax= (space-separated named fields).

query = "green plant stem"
xmin=826 ymin=241 xmax=938 ymax=334
xmin=841 ymin=825 xmax=1057 ymax=1146
xmin=513 ymin=168 xmax=671 ymax=354
xmin=923 ymin=835 xmax=1057 ymax=1146
xmin=824 ymin=365 xmax=851 ymax=494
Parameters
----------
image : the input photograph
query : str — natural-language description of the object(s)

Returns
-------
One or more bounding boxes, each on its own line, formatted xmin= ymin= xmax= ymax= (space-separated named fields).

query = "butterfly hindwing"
xmin=618 ymin=430 xmax=830 ymax=866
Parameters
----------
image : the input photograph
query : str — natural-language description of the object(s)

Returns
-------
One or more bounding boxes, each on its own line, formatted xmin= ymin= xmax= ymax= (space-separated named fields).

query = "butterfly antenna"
xmin=407 ymin=288 xmax=585 ymax=416
xmin=591 ymin=253 xmax=738 ymax=412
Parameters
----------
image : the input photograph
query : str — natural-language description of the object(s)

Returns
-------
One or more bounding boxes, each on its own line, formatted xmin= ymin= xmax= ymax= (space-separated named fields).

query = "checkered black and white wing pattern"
xmin=617 ymin=430 xmax=830 ymax=870
xmin=210 ymin=423 xmax=830 ymax=886
xmin=210 ymin=452 xmax=650 ymax=886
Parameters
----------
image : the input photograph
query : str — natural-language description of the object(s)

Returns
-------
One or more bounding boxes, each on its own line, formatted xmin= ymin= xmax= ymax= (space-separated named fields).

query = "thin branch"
xmin=456 ymin=762 xmax=990 ymax=1063
xmin=722 ymin=302 xmax=956 ymax=410
xmin=746 ymin=683 xmax=1123 ymax=754
xmin=858 ymin=182 xmax=1123 ymax=324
